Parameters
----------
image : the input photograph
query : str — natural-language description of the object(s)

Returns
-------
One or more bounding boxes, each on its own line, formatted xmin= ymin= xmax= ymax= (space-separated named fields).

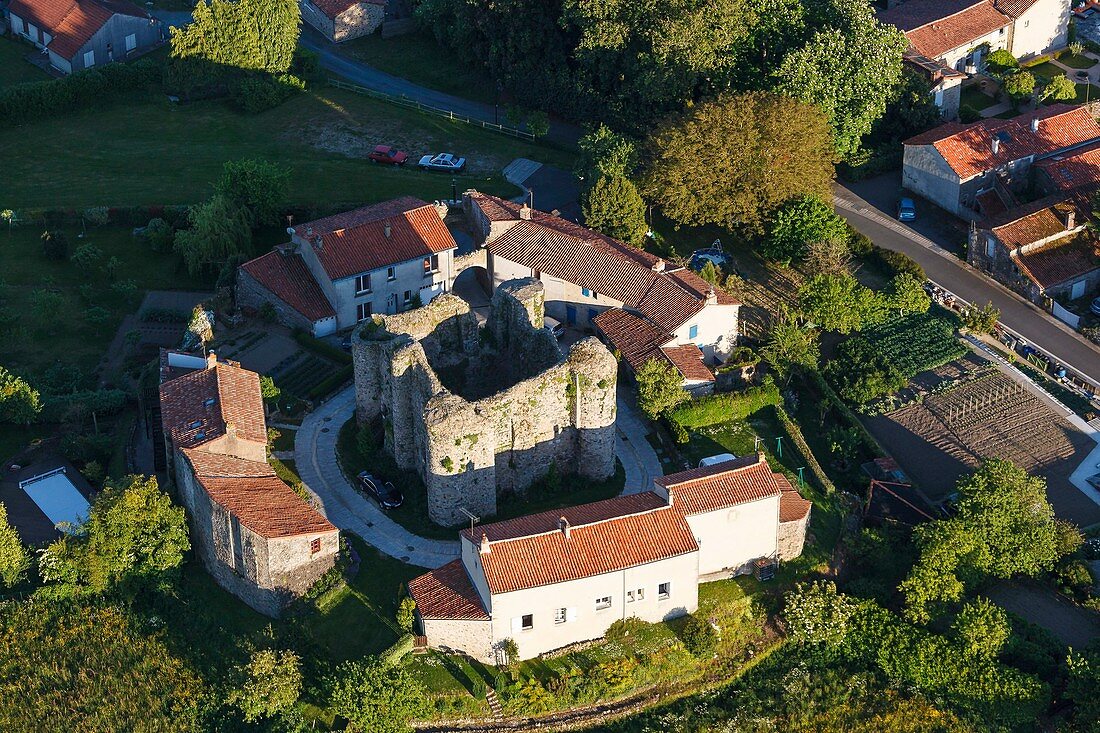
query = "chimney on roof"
xmin=480 ymin=533 xmax=491 ymax=554
xmin=652 ymin=258 xmax=665 ymax=272
xmin=757 ymin=450 xmax=767 ymax=464
xmin=706 ymin=286 xmax=717 ymax=305
xmin=1031 ymin=117 xmax=1040 ymax=133
xmin=991 ymin=137 xmax=1000 ymax=155
xmin=666 ymin=488 xmax=675 ymax=507
xmin=519 ymin=203 xmax=533 ymax=221
xmin=1066 ymin=209 xmax=1076 ymax=230
xmin=384 ymin=222 xmax=392 ymax=239
xmin=206 ymin=351 xmax=217 ymax=370
xmin=313 ymin=234 xmax=323 ymax=251
xmin=558 ymin=516 xmax=571 ymax=539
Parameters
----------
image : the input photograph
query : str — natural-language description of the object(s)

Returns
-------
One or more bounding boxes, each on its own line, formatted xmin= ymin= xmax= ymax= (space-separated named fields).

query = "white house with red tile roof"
xmin=408 ymin=454 xmax=810 ymax=662
xmin=237 ymin=197 xmax=458 ymax=336
xmin=463 ymin=191 xmax=740 ymax=386
xmin=298 ymin=0 xmax=384 ymax=43
xmin=902 ymin=105 xmax=1100 ymax=216
xmin=158 ymin=350 xmax=339 ymax=617
xmin=4 ymin=0 xmax=162 ymax=74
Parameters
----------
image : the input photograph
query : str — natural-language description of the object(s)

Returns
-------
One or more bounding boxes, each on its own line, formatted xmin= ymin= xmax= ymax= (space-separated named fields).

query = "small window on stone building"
xmin=985 ymin=236 xmax=996 ymax=258
xmin=310 ymin=538 xmax=321 ymax=554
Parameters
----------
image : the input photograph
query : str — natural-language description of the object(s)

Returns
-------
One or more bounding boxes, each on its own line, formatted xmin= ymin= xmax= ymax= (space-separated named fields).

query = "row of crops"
xmin=826 ymin=309 xmax=966 ymax=404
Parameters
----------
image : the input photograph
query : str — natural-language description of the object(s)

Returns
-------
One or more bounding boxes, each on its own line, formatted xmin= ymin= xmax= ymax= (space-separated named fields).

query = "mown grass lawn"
xmin=0 ymin=224 xmax=211 ymax=381
xmin=338 ymin=32 xmax=498 ymax=106
xmin=0 ymin=36 xmax=49 ymax=88
xmin=960 ymin=84 xmax=997 ymax=112
xmin=0 ymin=84 xmax=573 ymax=209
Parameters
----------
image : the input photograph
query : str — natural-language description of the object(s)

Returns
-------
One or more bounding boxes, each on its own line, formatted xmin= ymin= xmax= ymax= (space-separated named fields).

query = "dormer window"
xmin=195 ymin=431 xmax=206 ymax=441
xmin=203 ymin=398 xmax=216 ymax=407
xmin=189 ymin=420 xmax=202 ymax=429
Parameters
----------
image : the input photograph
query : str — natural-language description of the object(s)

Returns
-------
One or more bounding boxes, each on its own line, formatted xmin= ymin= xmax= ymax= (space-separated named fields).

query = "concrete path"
xmin=294 ymin=386 xmax=460 ymax=568
xmin=614 ymin=395 xmax=664 ymax=495
xmin=835 ymin=183 xmax=1100 ymax=388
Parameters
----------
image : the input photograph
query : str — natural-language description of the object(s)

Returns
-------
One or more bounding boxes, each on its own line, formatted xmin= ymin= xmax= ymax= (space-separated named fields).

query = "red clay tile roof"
xmin=9 ymin=0 xmax=152 ymax=59
xmin=408 ymin=560 xmax=490 ymax=620
xmin=1035 ymin=140 xmax=1100 ymax=192
xmin=1013 ymin=232 xmax=1100 ymax=289
xmin=992 ymin=0 xmax=1042 ymax=17
xmin=661 ymin=345 xmax=715 ymax=383
xmin=181 ymin=449 xmax=277 ymax=478
xmin=292 ymin=197 xmax=456 ymax=281
xmin=460 ymin=492 xmax=697 ymax=594
xmin=656 ymin=454 xmax=783 ymax=515
xmin=310 ymin=0 xmax=385 ymax=19
xmin=775 ymin=473 xmax=813 ymax=523
xmin=239 ymin=250 xmax=336 ymax=323
xmin=195 ymin=474 xmax=336 ymax=538
xmin=904 ymin=105 xmax=1100 ymax=180
xmin=880 ymin=0 xmax=1009 ymax=59
xmin=472 ymin=192 xmax=737 ymax=334
xmin=159 ymin=360 xmax=267 ymax=450
xmin=990 ymin=194 xmax=1089 ymax=249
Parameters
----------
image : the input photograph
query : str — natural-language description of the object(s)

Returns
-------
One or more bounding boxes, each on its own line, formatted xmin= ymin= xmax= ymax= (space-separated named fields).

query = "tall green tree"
xmin=215 ymin=158 xmax=290 ymax=229
xmin=886 ymin=273 xmax=930 ymax=316
xmin=575 ymin=124 xmax=639 ymax=183
xmin=900 ymin=461 xmax=1075 ymax=623
xmin=582 ymin=175 xmax=649 ymax=246
xmin=644 ymin=92 xmax=835 ymax=233
xmin=798 ymin=273 xmax=887 ymax=334
xmin=635 ymin=358 xmax=689 ymax=420
xmin=761 ymin=307 xmax=820 ymax=380
xmin=0 ymin=366 xmax=41 ymax=425
xmin=764 ymin=195 xmax=850 ymax=262
xmin=39 ymin=474 xmax=189 ymax=594
xmin=327 ymin=656 xmax=429 ymax=733
xmin=773 ymin=0 xmax=908 ymax=159
xmin=1040 ymin=74 xmax=1077 ymax=103
xmin=173 ymin=194 xmax=252 ymax=276
xmin=0 ymin=505 xmax=30 ymax=588
xmin=230 ymin=649 xmax=302 ymax=723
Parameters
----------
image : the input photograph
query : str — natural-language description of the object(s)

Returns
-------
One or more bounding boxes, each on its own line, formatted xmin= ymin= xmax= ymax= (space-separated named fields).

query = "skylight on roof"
xmin=189 ymin=420 xmax=202 ymax=429
xmin=203 ymin=398 xmax=216 ymax=407
xmin=996 ymin=131 xmax=1013 ymax=143
xmin=195 ymin=431 xmax=206 ymax=441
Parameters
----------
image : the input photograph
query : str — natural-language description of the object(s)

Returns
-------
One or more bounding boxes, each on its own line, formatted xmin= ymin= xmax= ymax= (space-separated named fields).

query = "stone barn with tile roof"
xmin=298 ymin=0 xmax=385 ymax=43
xmin=159 ymin=350 xmax=339 ymax=617
xmin=352 ymin=278 xmax=617 ymax=527
xmin=408 ymin=453 xmax=810 ymax=662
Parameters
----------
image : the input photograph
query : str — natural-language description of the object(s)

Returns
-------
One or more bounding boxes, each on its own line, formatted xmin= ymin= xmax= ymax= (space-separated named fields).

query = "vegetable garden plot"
xmin=862 ymin=311 xmax=967 ymax=378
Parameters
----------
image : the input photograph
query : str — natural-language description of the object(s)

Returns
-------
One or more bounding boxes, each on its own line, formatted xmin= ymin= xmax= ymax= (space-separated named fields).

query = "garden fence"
xmin=326 ymin=79 xmax=535 ymax=141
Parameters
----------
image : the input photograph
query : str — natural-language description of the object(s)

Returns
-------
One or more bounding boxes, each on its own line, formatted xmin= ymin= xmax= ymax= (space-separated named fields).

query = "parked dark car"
xmin=369 ymin=145 xmax=408 ymax=166
xmin=1090 ymin=296 xmax=1100 ymax=316
xmin=356 ymin=471 xmax=404 ymax=510
xmin=897 ymin=197 xmax=917 ymax=222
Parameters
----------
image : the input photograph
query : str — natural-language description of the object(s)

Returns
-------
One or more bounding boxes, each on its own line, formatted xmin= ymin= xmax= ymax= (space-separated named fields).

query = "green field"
xmin=0 ymin=37 xmax=49 ymax=88
xmin=339 ymin=32 xmax=497 ymax=106
xmin=0 ymin=84 xmax=573 ymax=208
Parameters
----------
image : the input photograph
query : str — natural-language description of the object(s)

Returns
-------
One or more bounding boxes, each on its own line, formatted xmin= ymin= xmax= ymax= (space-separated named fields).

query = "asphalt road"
xmin=835 ymin=182 xmax=1100 ymax=388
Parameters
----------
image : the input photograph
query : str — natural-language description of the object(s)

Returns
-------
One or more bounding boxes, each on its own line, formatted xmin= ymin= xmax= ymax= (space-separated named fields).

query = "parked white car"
xmin=418 ymin=153 xmax=466 ymax=172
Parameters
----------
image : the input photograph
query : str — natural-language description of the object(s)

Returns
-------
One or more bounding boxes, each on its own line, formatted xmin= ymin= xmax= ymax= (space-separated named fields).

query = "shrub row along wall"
xmin=0 ymin=58 xmax=162 ymax=126
xmin=667 ymin=381 xmax=781 ymax=429
xmin=806 ymin=370 xmax=886 ymax=459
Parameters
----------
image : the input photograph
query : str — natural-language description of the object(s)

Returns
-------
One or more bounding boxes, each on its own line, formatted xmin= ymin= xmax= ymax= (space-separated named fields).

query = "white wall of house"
xmin=682 ymin=494 xmax=780 ymax=577
xmin=489 ymin=254 xmax=626 ymax=328
xmin=902 ymin=145 xmax=966 ymax=215
xmin=487 ymin=550 xmax=700 ymax=660
xmin=937 ymin=27 xmax=1010 ymax=72
xmin=668 ymin=302 xmax=739 ymax=363
xmin=1010 ymin=0 xmax=1070 ymax=59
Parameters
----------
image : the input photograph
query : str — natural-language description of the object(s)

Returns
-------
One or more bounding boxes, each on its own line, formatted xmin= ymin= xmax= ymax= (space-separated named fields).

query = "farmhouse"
xmin=3 ymin=0 xmax=163 ymax=75
xmin=968 ymin=193 xmax=1100 ymax=304
xmin=902 ymin=105 xmax=1100 ymax=217
xmin=463 ymin=191 xmax=740 ymax=389
xmin=408 ymin=454 xmax=811 ymax=663
xmin=158 ymin=350 xmax=339 ymax=617
xmin=352 ymin=278 xmax=617 ymax=527
xmin=237 ymin=197 xmax=458 ymax=337
xmin=297 ymin=0 xmax=384 ymax=43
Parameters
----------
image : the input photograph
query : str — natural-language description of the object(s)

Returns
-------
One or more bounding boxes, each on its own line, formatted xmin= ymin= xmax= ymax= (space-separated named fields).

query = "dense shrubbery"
xmin=666 ymin=380 xmax=781 ymax=430
xmin=40 ymin=389 xmax=129 ymax=423
xmin=230 ymin=73 xmax=306 ymax=114
xmin=0 ymin=58 xmax=162 ymax=125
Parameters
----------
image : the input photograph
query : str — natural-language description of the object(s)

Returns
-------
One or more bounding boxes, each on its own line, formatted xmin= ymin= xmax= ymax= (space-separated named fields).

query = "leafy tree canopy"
xmin=215 ymin=158 xmax=290 ymax=229
xmin=230 ymin=648 xmax=302 ymax=722
xmin=575 ymin=124 xmax=640 ymax=184
xmin=0 ymin=366 xmax=41 ymax=425
xmin=38 ymin=474 xmax=190 ymax=594
xmin=0 ymin=504 xmax=30 ymax=588
xmin=327 ymin=656 xmax=429 ymax=733
xmin=1002 ymin=70 xmax=1036 ymax=99
xmin=885 ymin=272 xmax=930 ymax=316
xmin=764 ymin=195 xmax=850 ymax=262
xmin=644 ymin=92 xmax=835 ymax=233
xmin=798 ymin=273 xmax=887 ymax=334
xmin=174 ymin=194 xmax=253 ymax=276
xmin=582 ymin=175 xmax=649 ymax=246
xmin=1040 ymin=74 xmax=1077 ymax=103
xmin=635 ymin=358 xmax=689 ymax=420
xmin=761 ymin=307 xmax=820 ymax=379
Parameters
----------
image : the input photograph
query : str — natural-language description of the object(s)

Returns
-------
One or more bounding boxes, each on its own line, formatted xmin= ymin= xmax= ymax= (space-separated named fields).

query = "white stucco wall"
xmin=668 ymin=303 xmax=739 ymax=363
xmin=1010 ymin=0 xmax=1070 ymax=59
xmin=487 ymin=551 xmax=700 ymax=660
xmin=684 ymin=494 xmax=780 ymax=577
xmin=903 ymin=145 xmax=966 ymax=215
xmin=937 ymin=27 xmax=1010 ymax=72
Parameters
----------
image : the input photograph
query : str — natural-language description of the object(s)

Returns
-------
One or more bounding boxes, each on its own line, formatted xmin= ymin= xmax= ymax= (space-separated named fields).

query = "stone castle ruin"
xmin=352 ymin=279 xmax=618 ymax=526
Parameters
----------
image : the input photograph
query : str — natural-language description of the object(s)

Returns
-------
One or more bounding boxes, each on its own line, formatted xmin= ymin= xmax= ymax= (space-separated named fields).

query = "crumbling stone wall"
xmin=778 ymin=513 xmax=810 ymax=561
xmin=352 ymin=279 xmax=618 ymax=526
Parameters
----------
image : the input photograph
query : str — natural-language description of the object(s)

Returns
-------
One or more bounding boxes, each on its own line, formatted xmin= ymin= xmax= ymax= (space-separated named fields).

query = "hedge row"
xmin=305 ymin=365 xmax=353 ymax=401
xmin=0 ymin=58 xmax=162 ymax=125
xmin=292 ymin=330 xmax=352 ymax=365
xmin=837 ymin=149 xmax=904 ymax=182
xmin=806 ymin=370 xmax=885 ymax=459
xmin=774 ymin=405 xmax=835 ymax=495
xmin=379 ymin=634 xmax=415 ymax=665
xmin=666 ymin=381 xmax=781 ymax=430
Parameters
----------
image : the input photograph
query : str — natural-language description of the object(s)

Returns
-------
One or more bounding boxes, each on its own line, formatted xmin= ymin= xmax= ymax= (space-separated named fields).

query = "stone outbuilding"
xmin=159 ymin=350 xmax=339 ymax=617
xmin=352 ymin=278 xmax=618 ymax=527
xmin=298 ymin=0 xmax=385 ymax=43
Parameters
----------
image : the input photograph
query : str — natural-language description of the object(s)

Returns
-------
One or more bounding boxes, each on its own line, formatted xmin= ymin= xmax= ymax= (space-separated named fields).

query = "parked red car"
xmin=368 ymin=145 xmax=408 ymax=166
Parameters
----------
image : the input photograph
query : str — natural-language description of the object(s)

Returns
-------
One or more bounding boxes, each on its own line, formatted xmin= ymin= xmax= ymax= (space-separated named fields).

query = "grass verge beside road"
xmin=0 ymin=84 xmax=573 ymax=208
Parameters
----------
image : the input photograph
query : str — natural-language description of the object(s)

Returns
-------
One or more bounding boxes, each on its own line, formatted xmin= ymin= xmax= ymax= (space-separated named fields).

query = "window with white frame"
xmin=521 ymin=614 xmax=533 ymax=630
xmin=626 ymin=587 xmax=644 ymax=602
xmin=125 ymin=33 xmax=137 ymax=52
xmin=626 ymin=590 xmax=635 ymax=603
xmin=658 ymin=582 xmax=671 ymax=600
xmin=355 ymin=273 xmax=372 ymax=294
xmin=554 ymin=608 xmax=567 ymax=624
xmin=387 ymin=266 xmax=396 ymax=281
xmin=423 ymin=254 xmax=439 ymax=274
xmin=595 ymin=595 xmax=612 ymax=610
xmin=402 ymin=290 xmax=413 ymax=305
xmin=356 ymin=302 xmax=372 ymax=321
xmin=83 ymin=49 xmax=95 ymax=68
